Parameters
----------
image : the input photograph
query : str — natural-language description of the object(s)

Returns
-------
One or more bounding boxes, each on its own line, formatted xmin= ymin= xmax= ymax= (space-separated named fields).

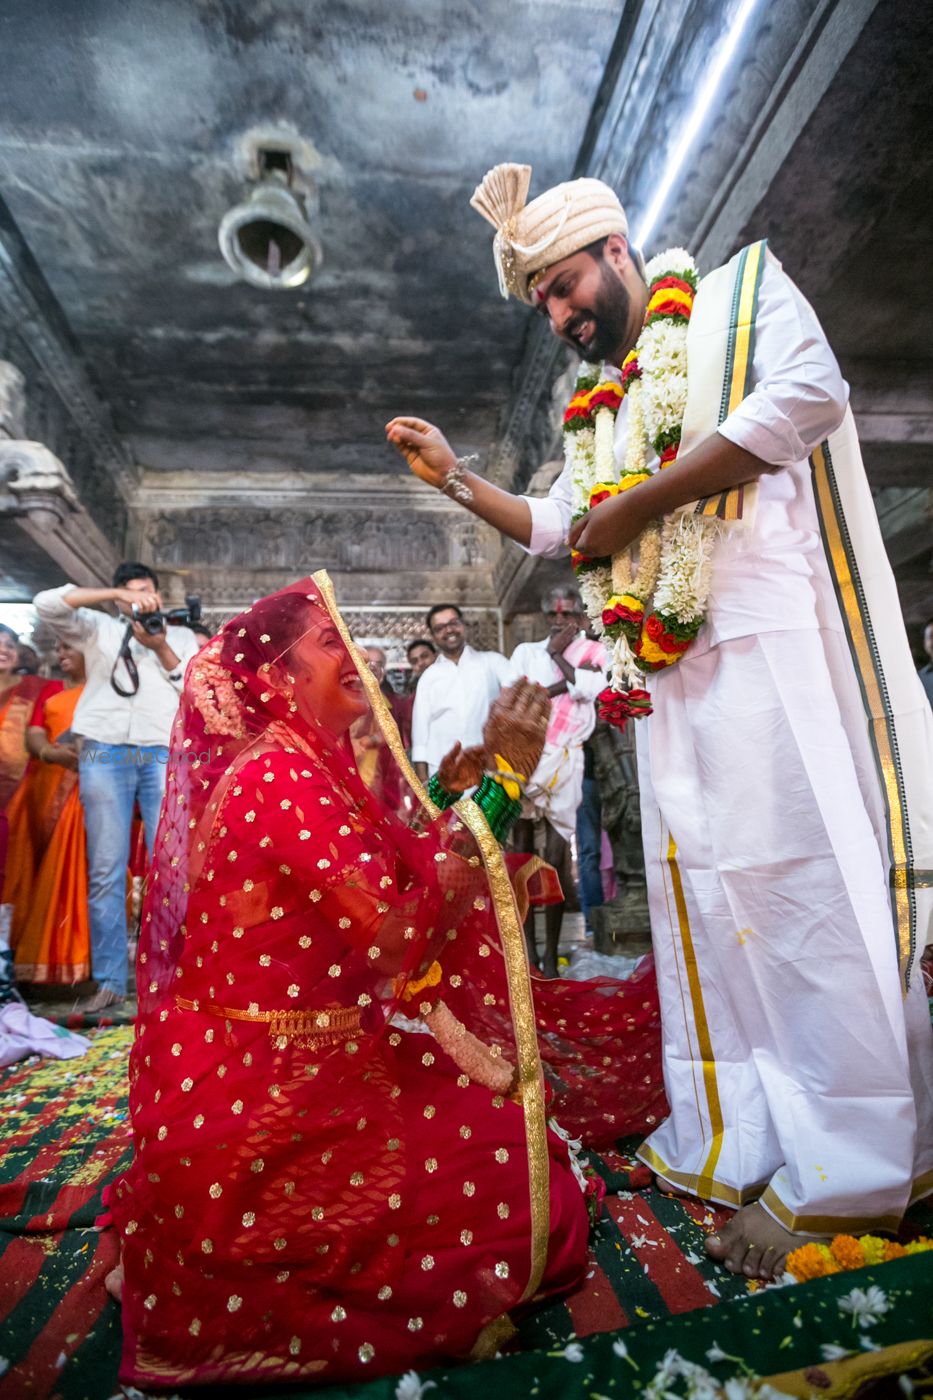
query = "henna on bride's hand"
xmin=483 ymin=678 xmax=550 ymax=777
xmin=437 ymin=740 xmax=487 ymax=793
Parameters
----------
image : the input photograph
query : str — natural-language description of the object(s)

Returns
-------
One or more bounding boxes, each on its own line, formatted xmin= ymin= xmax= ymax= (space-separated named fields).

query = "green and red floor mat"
xmin=1 ymin=1029 xmax=930 ymax=1398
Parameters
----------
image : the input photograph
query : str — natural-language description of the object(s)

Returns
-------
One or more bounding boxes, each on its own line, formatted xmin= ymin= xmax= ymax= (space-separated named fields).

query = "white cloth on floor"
xmin=0 ymin=1001 xmax=90 ymax=1067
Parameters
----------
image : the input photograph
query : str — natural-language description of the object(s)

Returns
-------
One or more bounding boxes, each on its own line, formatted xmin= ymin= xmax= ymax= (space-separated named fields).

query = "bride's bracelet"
xmin=441 ymin=454 xmax=477 ymax=505
xmin=472 ymin=773 xmax=523 ymax=844
xmin=427 ymin=772 xmax=460 ymax=811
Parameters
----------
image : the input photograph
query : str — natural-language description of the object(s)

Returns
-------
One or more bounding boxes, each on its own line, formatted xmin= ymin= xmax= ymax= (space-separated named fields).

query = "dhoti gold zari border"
xmin=640 ymin=832 xmax=727 ymax=1200
xmin=760 ymin=1182 xmax=901 ymax=1237
xmin=313 ymin=569 xmax=550 ymax=1305
xmin=637 ymin=1141 xmax=768 ymax=1209
xmin=694 ymin=238 xmax=767 ymax=524
xmin=808 ymin=449 xmax=917 ymax=987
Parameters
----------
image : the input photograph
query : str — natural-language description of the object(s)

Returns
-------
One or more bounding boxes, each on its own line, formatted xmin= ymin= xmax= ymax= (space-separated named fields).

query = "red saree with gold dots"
xmin=112 ymin=573 xmax=663 ymax=1387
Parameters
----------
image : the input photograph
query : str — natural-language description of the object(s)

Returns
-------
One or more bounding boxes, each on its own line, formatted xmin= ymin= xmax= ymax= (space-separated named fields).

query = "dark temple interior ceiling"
xmin=0 ymin=0 xmax=620 ymax=478
xmin=0 ymin=0 xmax=929 ymax=626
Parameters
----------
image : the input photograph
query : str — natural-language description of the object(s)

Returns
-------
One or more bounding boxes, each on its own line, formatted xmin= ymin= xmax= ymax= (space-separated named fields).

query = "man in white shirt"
xmin=410 ymin=604 xmax=510 ymax=782
xmin=386 ymin=166 xmax=933 ymax=1278
xmin=34 ymin=563 xmax=200 ymax=1011
xmin=508 ymin=585 xmax=608 ymax=977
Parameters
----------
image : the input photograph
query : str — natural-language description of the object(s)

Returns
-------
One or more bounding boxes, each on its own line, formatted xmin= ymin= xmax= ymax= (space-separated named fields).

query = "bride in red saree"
xmin=113 ymin=574 xmax=594 ymax=1387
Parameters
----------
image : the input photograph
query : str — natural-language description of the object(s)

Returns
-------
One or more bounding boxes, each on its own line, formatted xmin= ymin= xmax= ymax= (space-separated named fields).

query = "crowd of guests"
xmin=0 ymin=568 xmax=619 ymax=1012
xmin=0 ymin=562 xmax=207 ymax=1012
xmin=6 ymin=557 xmax=930 ymax=1014
xmin=366 ymin=585 xmax=611 ymax=977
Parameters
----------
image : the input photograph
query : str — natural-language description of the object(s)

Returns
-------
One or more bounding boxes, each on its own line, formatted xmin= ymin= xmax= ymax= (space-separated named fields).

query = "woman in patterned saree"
xmin=112 ymin=574 xmax=593 ymax=1387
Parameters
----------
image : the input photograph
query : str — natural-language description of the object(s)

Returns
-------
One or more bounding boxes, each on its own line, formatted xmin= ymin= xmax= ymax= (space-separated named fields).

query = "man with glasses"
xmin=410 ymin=604 xmax=509 ymax=784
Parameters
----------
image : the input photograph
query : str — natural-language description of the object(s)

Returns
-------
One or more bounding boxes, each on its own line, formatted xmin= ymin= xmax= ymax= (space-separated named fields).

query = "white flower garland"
xmin=566 ymin=248 xmax=722 ymax=697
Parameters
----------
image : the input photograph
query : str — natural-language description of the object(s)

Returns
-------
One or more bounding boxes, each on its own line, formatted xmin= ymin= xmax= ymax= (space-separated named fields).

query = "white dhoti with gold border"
xmin=523 ymin=238 xmax=933 ymax=1232
xmin=636 ymin=625 xmax=933 ymax=1232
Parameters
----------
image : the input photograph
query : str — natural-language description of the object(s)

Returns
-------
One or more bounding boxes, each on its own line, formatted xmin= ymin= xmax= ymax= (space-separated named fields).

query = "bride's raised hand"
xmin=437 ymin=741 xmax=487 ymax=795
xmin=482 ymin=679 xmax=550 ymax=781
xmin=385 ymin=416 xmax=457 ymax=490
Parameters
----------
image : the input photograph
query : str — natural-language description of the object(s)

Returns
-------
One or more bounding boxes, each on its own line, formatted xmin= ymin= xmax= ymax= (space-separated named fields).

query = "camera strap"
xmin=110 ymin=623 xmax=141 ymax=698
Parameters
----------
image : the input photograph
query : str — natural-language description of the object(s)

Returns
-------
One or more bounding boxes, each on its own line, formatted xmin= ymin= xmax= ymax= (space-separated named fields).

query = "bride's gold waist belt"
xmin=174 ymin=995 xmax=362 ymax=1050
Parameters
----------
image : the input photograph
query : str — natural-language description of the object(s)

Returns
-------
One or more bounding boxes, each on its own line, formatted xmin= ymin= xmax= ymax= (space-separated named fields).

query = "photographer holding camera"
xmin=33 ymin=563 xmax=201 ymax=1011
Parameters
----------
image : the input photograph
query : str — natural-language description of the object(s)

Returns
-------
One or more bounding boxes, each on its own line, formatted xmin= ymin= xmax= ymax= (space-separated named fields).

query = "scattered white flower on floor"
xmin=611 ymin=1336 xmax=640 ymax=1369
xmin=899 ymin=1376 xmax=915 ymax=1395
xmin=394 ymin=1371 xmax=436 ymax=1400
xmin=860 ymin=1336 xmax=882 ymax=1352
xmin=838 ymin=1285 xmax=890 ymax=1328
xmin=561 ymin=1342 xmax=585 ymax=1362
xmin=639 ymin=1346 xmax=793 ymax=1400
xmin=820 ymin=1344 xmax=854 ymax=1361
xmin=722 ymin=1381 xmax=756 ymax=1400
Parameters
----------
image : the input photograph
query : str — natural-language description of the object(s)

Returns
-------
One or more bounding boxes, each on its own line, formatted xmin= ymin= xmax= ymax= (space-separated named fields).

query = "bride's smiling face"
xmin=284 ymin=617 xmax=369 ymax=734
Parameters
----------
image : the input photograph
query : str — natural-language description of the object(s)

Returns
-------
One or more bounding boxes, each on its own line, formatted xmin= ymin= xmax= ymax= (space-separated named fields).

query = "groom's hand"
xmin=385 ymin=416 xmax=457 ymax=490
xmin=568 ymin=491 xmax=650 ymax=557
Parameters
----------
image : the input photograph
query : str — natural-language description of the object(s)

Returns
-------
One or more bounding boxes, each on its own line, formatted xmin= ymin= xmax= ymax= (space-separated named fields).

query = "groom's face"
xmin=534 ymin=238 xmax=634 ymax=365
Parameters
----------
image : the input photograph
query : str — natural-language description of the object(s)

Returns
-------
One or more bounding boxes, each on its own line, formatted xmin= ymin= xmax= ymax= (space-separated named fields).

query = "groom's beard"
xmin=561 ymin=260 xmax=633 ymax=364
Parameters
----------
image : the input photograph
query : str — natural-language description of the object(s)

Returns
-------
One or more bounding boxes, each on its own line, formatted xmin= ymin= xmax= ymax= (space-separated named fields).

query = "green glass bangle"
xmin=472 ymin=773 xmax=523 ymax=844
xmin=427 ymin=772 xmax=460 ymax=811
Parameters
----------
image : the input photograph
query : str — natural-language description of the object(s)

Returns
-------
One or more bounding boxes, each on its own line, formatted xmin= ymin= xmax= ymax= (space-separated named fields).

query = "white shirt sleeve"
xmin=718 ymin=253 xmax=849 ymax=468
xmin=489 ymin=650 xmax=512 ymax=688
xmin=520 ymin=463 xmax=573 ymax=559
xmin=32 ymin=584 xmax=100 ymax=645
xmin=410 ymin=672 xmax=431 ymax=764
xmin=506 ymin=642 xmax=532 ymax=685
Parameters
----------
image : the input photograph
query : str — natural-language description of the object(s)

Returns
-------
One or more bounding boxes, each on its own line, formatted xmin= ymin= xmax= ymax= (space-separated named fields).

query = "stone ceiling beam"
xmin=689 ymin=0 xmax=880 ymax=268
xmin=847 ymin=361 xmax=933 ymax=448
xmin=132 ymin=469 xmax=467 ymax=512
xmin=0 ymin=193 xmax=138 ymax=503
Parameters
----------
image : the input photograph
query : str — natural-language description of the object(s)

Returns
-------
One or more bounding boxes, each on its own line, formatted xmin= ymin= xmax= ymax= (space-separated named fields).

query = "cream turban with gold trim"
xmin=470 ymin=163 xmax=630 ymax=304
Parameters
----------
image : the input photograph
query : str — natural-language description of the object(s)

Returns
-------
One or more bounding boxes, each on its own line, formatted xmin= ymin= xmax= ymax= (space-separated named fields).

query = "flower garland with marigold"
xmin=786 ymin=1232 xmax=932 ymax=1282
xmin=566 ymin=249 xmax=720 ymax=728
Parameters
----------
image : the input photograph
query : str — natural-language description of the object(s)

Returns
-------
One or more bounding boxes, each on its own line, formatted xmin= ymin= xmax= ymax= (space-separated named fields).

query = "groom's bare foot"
xmin=705 ymin=1202 xmax=816 ymax=1281
xmin=653 ymin=1174 xmax=693 ymax=1198
xmin=105 ymin=1262 xmax=124 ymax=1303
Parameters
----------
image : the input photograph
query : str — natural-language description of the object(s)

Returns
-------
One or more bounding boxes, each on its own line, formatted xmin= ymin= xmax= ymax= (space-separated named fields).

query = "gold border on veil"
xmin=313 ymin=570 xmax=550 ymax=1302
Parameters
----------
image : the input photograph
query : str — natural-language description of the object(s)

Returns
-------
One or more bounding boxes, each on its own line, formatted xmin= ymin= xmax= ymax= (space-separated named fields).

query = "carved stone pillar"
xmin=0 ymin=438 xmax=116 ymax=587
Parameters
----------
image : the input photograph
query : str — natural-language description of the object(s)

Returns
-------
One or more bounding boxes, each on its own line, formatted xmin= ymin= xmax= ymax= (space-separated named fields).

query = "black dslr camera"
xmin=131 ymin=594 xmax=202 ymax=636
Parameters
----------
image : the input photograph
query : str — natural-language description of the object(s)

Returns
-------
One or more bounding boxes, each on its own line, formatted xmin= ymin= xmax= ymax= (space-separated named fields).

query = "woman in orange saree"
xmin=0 ymin=625 xmax=61 ymax=920
xmin=14 ymin=643 xmax=90 ymax=983
xmin=111 ymin=574 xmax=592 ymax=1388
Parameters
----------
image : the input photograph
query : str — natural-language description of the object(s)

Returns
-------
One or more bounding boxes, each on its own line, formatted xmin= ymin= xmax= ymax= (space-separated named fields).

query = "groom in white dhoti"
xmin=386 ymin=163 xmax=933 ymax=1280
